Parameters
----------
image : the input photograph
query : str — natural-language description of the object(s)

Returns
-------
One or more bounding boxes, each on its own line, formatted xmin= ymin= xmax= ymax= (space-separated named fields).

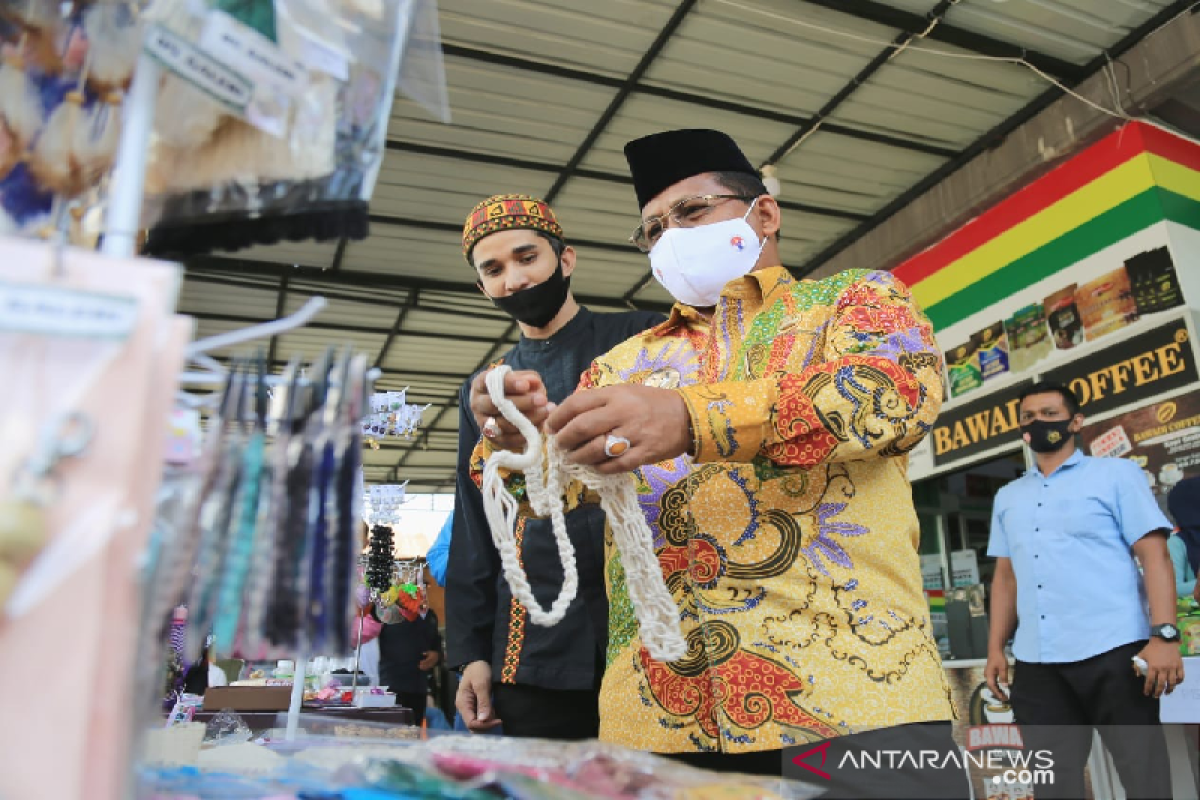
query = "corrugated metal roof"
xmin=177 ymin=0 xmax=1182 ymax=492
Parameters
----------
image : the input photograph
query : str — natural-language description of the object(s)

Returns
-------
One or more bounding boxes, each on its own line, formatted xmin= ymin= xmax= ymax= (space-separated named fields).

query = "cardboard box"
xmin=1159 ymin=656 xmax=1200 ymax=723
xmin=202 ymin=686 xmax=292 ymax=712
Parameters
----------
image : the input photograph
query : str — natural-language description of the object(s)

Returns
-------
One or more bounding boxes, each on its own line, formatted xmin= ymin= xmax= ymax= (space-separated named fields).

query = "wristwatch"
xmin=1151 ymin=623 xmax=1180 ymax=642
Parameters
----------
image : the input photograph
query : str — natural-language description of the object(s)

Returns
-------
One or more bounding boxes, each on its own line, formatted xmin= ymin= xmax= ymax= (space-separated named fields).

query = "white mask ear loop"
xmin=741 ymin=196 xmax=767 ymax=254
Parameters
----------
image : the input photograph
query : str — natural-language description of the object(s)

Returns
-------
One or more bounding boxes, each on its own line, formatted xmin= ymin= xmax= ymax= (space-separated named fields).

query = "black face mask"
xmin=484 ymin=260 xmax=571 ymax=329
xmin=1021 ymin=419 xmax=1075 ymax=453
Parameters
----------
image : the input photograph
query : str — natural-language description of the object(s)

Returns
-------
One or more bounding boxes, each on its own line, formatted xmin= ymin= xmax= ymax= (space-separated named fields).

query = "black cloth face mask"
xmin=1021 ymin=419 xmax=1075 ymax=453
xmin=484 ymin=260 xmax=571 ymax=329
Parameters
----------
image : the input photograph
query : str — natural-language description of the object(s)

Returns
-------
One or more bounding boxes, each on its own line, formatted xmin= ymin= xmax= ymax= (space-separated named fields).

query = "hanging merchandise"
xmin=482 ymin=366 xmax=687 ymax=662
xmin=373 ymin=558 xmax=424 ymax=624
xmin=365 ymin=481 xmax=406 ymax=525
xmin=138 ymin=0 xmax=449 ymax=257
xmin=0 ymin=0 xmax=143 ymax=238
xmin=139 ymin=343 xmax=373 ymax=684
xmin=362 ymin=389 xmax=428 ymax=449
xmin=0 ymin=237 xmax=188 ymax=800
xmin=364 ymin=523 xmax=394 ymax=592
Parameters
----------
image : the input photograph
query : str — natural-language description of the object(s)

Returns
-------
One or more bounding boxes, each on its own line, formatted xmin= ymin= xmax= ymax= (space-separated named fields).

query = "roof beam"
xmin=796 ymin=0 xmax=1199 ymax=279
xmin=374 ymin=289 xmax=418 ymax=369
xmin=767 ymin=1 xmax=957 ymax=167
xmin=265 ymin=272 xmax=289 ymax=367
xmin=187 ymin=310 xmax=518 ymax=347
xmin=438 ymin=43 xmax=957 ymax=158
xmin=185 ymin=270 xmax=516 ymax=323
xmin=329 ymin=237 xmax=349 ymax=272
xmin=366 ymin=212 xmax=637 ymax=254
xmin=543 ymin=0 xmax=700 ymax=203
xmin=386 ymin=140 xmax=627 ymax=185
xmin=799 ymin=0 xmax=1085 ymax=81
xmin=383 ymin=141 xmax=867 ymax=222
xmin=185 ymin=256 xmax=673 ymax=314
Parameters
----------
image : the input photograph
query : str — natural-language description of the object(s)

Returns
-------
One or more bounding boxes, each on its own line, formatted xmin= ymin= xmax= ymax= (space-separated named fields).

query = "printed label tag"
xmin=0 ymin=282 xmax=138 ymax=339
xmin=199 ymin=10 xmax=309 ymax=98
xmin=145 ymin=24 xmax=253 ymax=112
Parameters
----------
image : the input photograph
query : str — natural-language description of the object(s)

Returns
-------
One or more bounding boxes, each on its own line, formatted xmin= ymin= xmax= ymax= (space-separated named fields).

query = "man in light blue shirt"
xmin=985 ymin=382 xmax=1181 ymax=800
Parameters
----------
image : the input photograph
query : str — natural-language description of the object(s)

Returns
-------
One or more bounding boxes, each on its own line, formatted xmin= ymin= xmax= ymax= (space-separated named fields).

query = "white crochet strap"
xmin=481 ymin=366 xmax=686 ymax=662
xmin=481 ymin=366 xmax=579 ymax=626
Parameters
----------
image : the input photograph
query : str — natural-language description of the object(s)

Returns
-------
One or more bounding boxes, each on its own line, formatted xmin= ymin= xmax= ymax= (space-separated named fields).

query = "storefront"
xmin=891 ymin=120 xmax=1200 ymax=799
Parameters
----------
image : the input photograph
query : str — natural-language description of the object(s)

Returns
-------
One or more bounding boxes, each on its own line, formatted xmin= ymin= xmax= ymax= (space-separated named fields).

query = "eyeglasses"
xmin=629 ymin=194 xmax=755 ymax=253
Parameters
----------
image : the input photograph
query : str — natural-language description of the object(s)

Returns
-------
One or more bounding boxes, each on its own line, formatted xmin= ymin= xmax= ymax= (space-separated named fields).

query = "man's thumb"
xmin=474 ymin=686 xmax=492 ymax=719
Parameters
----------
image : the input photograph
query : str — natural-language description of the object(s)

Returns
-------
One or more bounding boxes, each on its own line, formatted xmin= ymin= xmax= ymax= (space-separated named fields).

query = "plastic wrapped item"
xmin=204 ymin=708 xmax=255 ymax=746
xmin=140 ymin=0 xmax=449 ymax=257
xmin=0 ymin=0 xmax=143 ymax=237
xmin=137 ymin=723 xmax=827 ymax=799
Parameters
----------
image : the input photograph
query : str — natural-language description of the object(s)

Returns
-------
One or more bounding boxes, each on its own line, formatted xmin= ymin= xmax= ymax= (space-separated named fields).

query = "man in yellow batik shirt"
xmin=469 ymin=129 xmax=962 ymax=799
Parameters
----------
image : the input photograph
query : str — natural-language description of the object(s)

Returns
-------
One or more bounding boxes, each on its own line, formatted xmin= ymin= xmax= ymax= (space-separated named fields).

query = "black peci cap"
xmin=623 ymin=129 xmax=757 ymax=209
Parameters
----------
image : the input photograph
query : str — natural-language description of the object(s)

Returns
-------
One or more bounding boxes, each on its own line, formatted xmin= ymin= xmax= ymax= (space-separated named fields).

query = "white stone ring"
xmin=482 ymin=417 xmax=500 ymax=439
xmin=604 ymin=434 xmax=631 ymax=458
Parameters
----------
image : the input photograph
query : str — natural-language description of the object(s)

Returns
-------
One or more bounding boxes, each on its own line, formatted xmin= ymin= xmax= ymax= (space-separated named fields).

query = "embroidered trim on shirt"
xmin=500 ymin=516 xmax=529 ymax=684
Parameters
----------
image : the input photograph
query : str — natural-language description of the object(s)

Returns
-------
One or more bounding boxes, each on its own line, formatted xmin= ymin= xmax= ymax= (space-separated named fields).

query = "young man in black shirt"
xmin=445 ymin=195 xmax=663 ymax=739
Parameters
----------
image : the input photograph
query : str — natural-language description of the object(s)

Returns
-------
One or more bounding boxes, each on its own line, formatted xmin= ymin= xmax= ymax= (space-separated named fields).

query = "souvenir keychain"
xmin=327 ymin=353 xmax=366 ymax=652
xmin=264 ymin=363 xmax=313 ymax=650
xmin=242 ymin=356 xmax=299 ymax=657
xmin=268 ymin=348 xmax=330 ymax=650
xmin=0 ymin=412 xmax=92 ymax=609
xmin=186 ymin=365 xmax=248 ymax=659
xmin=306 ymin=348 xmax=345 ymax=652
xmin=143 ymin=363 xmax=238 ymax=651
xmin=212 ymin=355 xmax=268 ymax=654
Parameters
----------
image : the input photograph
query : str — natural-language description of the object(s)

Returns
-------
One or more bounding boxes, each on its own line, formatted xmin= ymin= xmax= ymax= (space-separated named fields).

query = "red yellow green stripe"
xmin=896 ymin=126 xmax=1148 ymax=287
xmin=894 ymin=122 xmax=1200 ymax=332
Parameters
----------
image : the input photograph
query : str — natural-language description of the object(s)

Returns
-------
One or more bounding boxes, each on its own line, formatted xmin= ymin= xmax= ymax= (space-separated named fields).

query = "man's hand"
xmin=470 ymin=368 xmax=548 ymax=452
xmin=547 ymin=385 xmax=691 ymax=475
xmin=418 ymin=650 xmax=439 ymax=671
xmin=984 ymin=650 xmax=1011 ymax=703
xmin=456 ymin=661 xmax=502 ymax=732
xmin=1136 ymin=638 xmax=1184 ymax=697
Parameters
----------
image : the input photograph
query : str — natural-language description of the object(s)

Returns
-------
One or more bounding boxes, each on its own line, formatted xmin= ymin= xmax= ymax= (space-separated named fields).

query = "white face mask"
xmin=647 ymin=200 xmax=765 ymax=307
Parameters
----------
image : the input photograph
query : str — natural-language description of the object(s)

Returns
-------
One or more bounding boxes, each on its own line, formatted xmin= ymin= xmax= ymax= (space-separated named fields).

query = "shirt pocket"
xmin=1059 ymin=500 xmax=1115 ymax=541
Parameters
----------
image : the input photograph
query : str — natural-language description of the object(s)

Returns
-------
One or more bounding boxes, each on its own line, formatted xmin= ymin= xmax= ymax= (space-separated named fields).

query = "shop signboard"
xmin=942 ymin=244 xmax=1185 ymax=399
xmin=1078 ymin=388 xmax=1200 ymax=502
xmin=931 ymin=382 xmax=1030 ymax=468
xmin=1040 ymin=319 xmax=1196 ymax=420
xmin=932 ymin=319 xmax=1197 ymax=469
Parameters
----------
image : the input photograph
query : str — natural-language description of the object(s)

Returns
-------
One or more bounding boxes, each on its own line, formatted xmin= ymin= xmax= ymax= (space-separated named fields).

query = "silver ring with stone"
xmin=604 ymin=434 xmax=631 ymax=458
xmin=482 ymin=417 xmax=500 ymax=439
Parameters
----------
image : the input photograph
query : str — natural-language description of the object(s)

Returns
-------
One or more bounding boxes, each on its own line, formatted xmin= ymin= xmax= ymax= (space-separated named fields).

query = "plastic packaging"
xmin=139 ymin=0 xmax=449 ymax=257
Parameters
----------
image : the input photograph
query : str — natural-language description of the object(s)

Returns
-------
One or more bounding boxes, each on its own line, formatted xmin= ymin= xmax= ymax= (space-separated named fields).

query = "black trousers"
xmin=664 ymin=721 xmax=970 ymax=799
xmin=394 ymin=691 xmax=427 ymax=727
xmin=1011 ymin=641 xmax=1171 ymax=800
xmin=491 ymin=682 xmax=600 ymax=740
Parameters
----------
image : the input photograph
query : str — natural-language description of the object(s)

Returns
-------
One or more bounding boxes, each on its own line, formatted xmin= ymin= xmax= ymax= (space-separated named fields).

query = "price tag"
xmin=145 ymin=23 xmax=253 ymax=113
xmin=199 ymin=10 xmax=309 ymax=98
xmin=0 ymin=282 xmax=138 ymax=339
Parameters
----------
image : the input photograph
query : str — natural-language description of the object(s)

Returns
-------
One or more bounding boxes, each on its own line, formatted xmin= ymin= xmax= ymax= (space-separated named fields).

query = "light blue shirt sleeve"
xmin=1113 ymin=460 xmax=1173 ymax=547
xmin=1169 ymin=534 xmax=1196 ymax=598
xmin=426 ymin=514 xmax=453 ymax=586
xmin=987 ymin=487 xmax=1011 ymax=558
